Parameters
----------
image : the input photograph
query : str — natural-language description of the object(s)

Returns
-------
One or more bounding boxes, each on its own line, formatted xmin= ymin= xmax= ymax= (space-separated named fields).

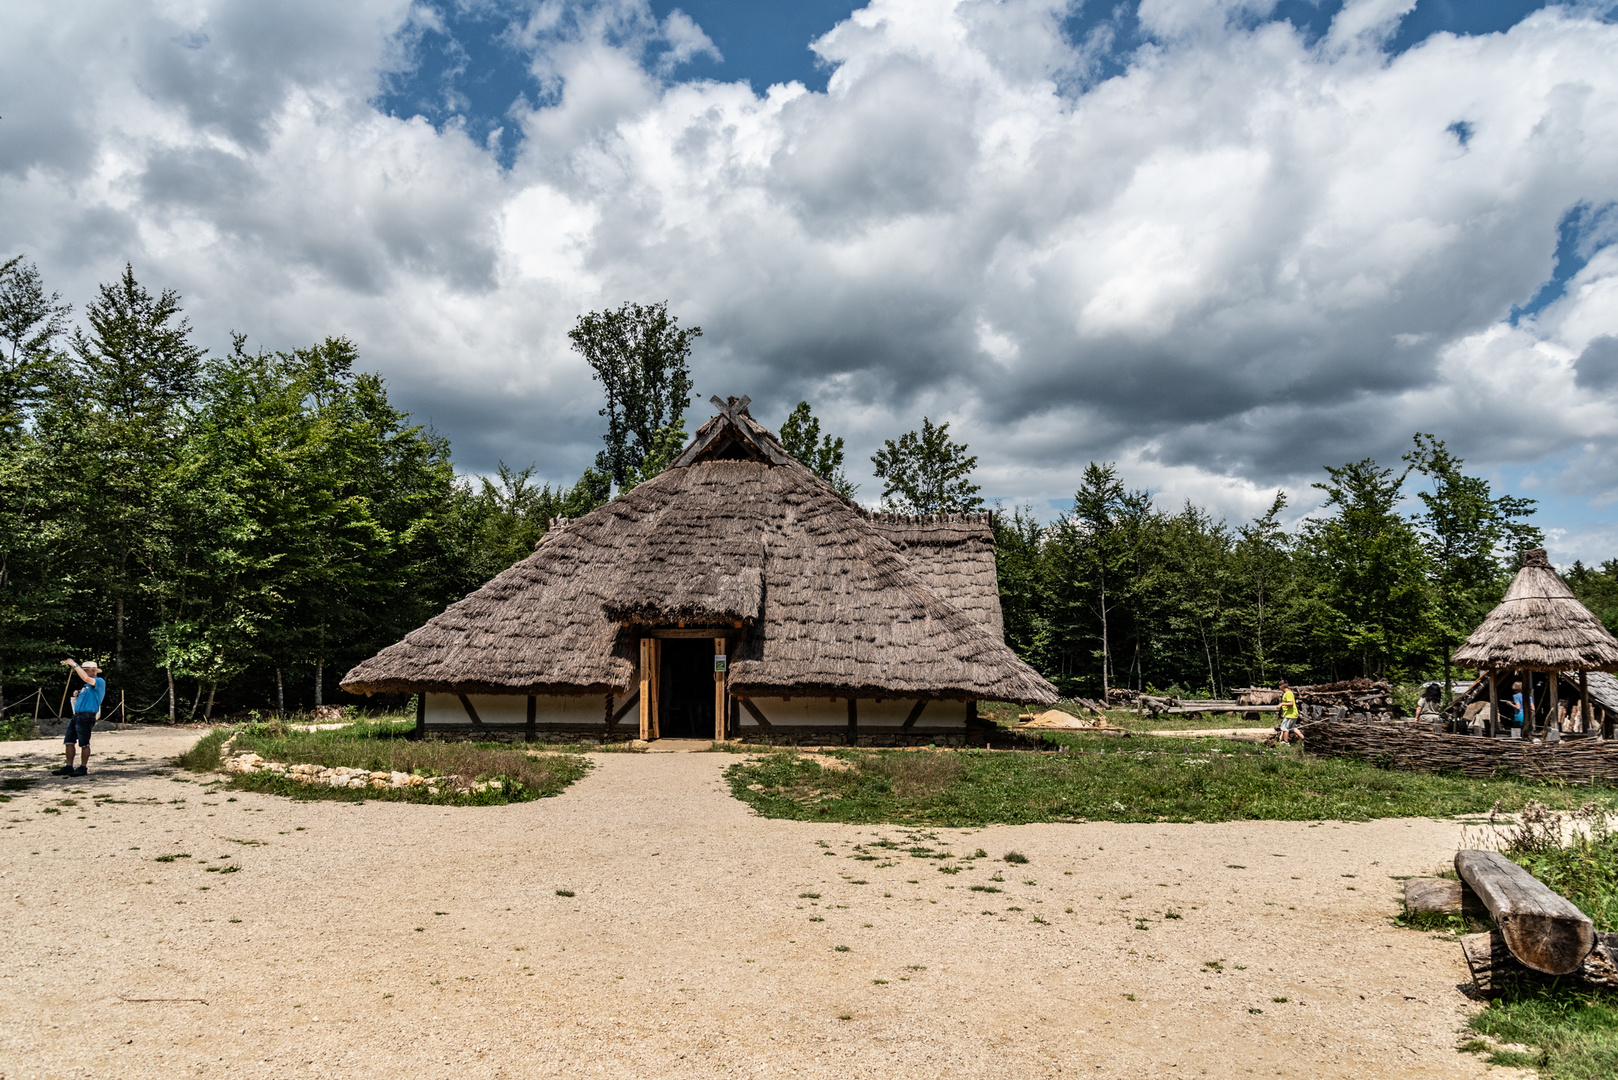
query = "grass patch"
xmin=181 ymin=721 xmax=591 ymax=806
xmin=723 ymin=740 xmax=1616 ymax=827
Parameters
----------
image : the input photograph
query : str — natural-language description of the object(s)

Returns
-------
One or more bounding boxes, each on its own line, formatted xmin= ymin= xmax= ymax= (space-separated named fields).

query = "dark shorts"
xmin=66 ymin=712 xmax=97 ymax=747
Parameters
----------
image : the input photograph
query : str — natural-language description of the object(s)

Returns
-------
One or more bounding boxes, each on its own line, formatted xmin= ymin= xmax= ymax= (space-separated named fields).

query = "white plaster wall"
xmin=734 ymin=698 xmax=965 ymax=729
xmin=425 ymin=693 xmax=637 ymax=727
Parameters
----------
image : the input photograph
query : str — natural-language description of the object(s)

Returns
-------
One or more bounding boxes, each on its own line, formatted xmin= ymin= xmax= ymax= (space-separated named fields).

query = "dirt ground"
xmin=0 ymin=727 xmax=1527 ymax=1080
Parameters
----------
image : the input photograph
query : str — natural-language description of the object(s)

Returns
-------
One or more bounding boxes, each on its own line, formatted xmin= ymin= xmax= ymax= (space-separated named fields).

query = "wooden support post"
xmin=457 ymin=694 xmax=483 ymax=725
xmin=1487 ymin=670 xmax=1499 ymax=738
xmin=414 ymin=692 xmax=425 ymax=740
xmin=714 ymin=637 xmax=727 ymax=742
xmin=1547 ymin=671 xmax=1560 ymax=740
xmin=1456 ymin=849 xmax=1595 ymax=974
xmin=649 ymin=638 xmax=661 ymax=740
xmin=639 ymin=639 xmax=652 ymax=742
xmin=525 ymin=695 xmax=537 ymax=743
xmin=846 ymin=697 xmax=858 ymax=746
xmin=1580 ymin=671 xmax=1593 ymax=735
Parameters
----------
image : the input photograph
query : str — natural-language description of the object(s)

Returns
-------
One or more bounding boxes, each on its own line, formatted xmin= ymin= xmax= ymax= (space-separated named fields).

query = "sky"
xmin=3 ymin=0 xmax=1618 ymax=563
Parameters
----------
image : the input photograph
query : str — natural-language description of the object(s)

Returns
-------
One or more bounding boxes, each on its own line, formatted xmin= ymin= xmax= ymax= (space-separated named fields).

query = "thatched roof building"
xmin=343 ymin=397 xmax=1056 ymax=742
xmin=1451 ymin=549 xmax=1618 ymax=672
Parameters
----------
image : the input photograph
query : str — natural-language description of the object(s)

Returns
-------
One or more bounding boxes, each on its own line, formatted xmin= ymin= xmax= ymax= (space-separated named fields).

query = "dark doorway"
xmin=659 ymin=638 xmax=715 ymax=738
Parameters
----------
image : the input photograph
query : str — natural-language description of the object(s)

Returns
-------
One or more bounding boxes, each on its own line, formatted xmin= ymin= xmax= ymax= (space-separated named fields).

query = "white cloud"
xmin=3 ymin=0 xmax=1618 ymax=539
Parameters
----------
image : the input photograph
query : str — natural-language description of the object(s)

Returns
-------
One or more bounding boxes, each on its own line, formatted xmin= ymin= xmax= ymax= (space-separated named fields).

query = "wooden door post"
xmin=846 ymin=697 xmax=858 ymax=746
xmin=414 ymin=692 xmax=425 ymax=740
xmin=714 ymin=637 xmax=727 ymax=742
xmin=639 ymin=638 xmax=651 ymax=741
xmin=650 ymin=638 xmax=661 ymax=740
xmin=525 ymin=694 xmax=537 ymax=743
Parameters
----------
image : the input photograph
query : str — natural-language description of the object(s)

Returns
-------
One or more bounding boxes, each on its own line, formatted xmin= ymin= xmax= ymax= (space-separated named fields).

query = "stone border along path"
xmin=0 ymin=725 xmax=1529 ymax=1079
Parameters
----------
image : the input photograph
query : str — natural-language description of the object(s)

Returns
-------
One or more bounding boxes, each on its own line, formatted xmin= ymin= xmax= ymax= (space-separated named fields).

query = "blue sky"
xmin=6 ymin=0 xmax=1618 ymax=563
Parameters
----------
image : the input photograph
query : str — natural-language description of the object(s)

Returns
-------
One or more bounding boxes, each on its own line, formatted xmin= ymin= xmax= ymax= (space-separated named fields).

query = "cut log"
xmin=1455 ymin=850 xmax=1595 ymax=974
xmin=1461 ymin=930 xmax=1618 ymax=995
xmin=1403 ymin=877 xmax=1487 ymax=918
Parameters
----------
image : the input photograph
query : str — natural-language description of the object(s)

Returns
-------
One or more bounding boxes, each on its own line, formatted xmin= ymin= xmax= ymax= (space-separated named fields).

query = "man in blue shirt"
xmin=56 ymin=659 xmax=104 ymax=776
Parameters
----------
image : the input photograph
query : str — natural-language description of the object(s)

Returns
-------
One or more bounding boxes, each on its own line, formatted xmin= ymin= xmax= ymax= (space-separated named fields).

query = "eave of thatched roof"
xmin=342 ymin=399 xmax=1058 ymax=706
xmin=1451 ymin=549 xmax=1618 ymax=672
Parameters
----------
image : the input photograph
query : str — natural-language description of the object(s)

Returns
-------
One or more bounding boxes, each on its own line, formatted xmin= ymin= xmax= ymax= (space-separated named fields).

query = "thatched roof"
xmin=1451 ymin=549 xmax=1618 ymax=672
xmin=342 ymin=397 xmax=1058 ymax=705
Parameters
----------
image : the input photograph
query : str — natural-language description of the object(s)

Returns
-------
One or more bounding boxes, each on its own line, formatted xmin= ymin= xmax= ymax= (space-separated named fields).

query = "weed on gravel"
xmin=723 ymin=741 xmax=1617 ymax=826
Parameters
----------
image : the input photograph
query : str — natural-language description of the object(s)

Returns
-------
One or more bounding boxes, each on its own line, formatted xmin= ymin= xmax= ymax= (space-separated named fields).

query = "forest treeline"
xmin=3 ymin=258 xmax=1616 ymax=722
xmin=995 ymin=456 xmax=1616 ymax=700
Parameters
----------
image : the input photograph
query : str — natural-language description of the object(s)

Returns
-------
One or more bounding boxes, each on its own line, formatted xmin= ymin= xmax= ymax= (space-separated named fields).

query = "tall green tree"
xmin=44 ymin=265 xmax=205 ymax=693
xmin=0 ymin=256 xmax=73 ymax=720
xmin=778 ymin=401 xmax=857 ymax=498
xmin=871 ymin=417 xmax=982 ymax=514
xmin=568 ymin=301 xmax=699 ymax=491
xmin=1404 ymin=433 xmax=1541 ymax=700
xmin=1299 ymin=458 xmax=1430 ymax=680
xmin=1230 ymin=493 xmax=1297 ymax=685
xmin=1567 ymin=559 xmax=1618 ymax=635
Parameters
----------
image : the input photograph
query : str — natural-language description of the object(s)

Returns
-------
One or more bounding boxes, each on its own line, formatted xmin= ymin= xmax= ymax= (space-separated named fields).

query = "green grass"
xmin=178 ymin=721 xmax=591 ymax=806
xmin=724 ymin=737 xmax=1617 ymax=827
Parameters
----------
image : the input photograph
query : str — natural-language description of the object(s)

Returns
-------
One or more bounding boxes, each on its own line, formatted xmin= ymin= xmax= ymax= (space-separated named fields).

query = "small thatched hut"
xmin=1450 ymin=549 xmax=1618 ymax=738
xmin=341 ymin=396 xmax=1058 ymax=743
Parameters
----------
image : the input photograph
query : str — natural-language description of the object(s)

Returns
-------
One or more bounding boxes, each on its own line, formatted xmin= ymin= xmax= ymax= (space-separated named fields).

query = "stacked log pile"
xmin=1404 ymin=851 xmax=1616 ymax=993
xmin=1301 ymin=717 xmax=1618 ymax=782
xmin=1234 ymin=678 xmax=1393 ymax=714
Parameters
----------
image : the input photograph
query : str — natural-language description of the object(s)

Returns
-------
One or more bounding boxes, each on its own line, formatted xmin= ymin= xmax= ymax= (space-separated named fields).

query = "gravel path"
xmin=0 ymin=727 xmax=1523 ymax=1079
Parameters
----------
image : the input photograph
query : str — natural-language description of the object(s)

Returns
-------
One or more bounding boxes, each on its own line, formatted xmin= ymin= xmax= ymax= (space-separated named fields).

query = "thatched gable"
xmin=1451 ymin=549 xmax=1618 ymax=672
xmin=342 ymin=398 xmax=1057 ymax=706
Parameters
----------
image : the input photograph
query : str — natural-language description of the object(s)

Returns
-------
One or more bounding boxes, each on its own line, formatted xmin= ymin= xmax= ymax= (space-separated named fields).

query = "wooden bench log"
xmin=1455 ymin=850 xmax=1595 ymax=974
xmin=1461 ymin=930 xmax=1618 ymax=995
xmin=1403 ymin=877 xmax=1488 ymax=918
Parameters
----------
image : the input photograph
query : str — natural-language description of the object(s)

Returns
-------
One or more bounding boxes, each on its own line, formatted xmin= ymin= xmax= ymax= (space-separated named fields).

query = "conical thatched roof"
xmin=1451 ymin=549 xmax=1618 ymax=672
xmin=342 ymin=397 xmax=1058 ymax=705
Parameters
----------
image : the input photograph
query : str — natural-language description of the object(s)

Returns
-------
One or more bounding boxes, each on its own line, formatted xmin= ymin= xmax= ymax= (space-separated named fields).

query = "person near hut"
xmin=1416 ymin=684 xmax=1443 ymax=729
xmin=1511 ymin=681 xmax=1528 ymax=735
xmin=55 ymin=659 xmax=104 ymax=776
xmin=1277 ymin=679 xmax=1301 ymax=744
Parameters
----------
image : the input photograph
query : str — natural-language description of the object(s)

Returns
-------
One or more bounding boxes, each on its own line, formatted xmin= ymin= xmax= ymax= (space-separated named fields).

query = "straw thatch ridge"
xmin=342 ymin=399 xmax=1057 ymax=705
xmin=1452 ymin=549 xmax=1618 ymax=672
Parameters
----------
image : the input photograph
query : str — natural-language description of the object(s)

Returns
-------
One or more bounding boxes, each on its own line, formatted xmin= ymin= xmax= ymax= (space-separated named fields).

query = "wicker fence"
xmin=1300 ymin=718 xmax=1618 ymax=784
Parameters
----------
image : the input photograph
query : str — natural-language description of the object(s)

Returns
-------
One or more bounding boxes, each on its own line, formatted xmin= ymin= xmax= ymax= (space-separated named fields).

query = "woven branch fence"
xmin=1301 ymin=718 xmax=1618 ymax=784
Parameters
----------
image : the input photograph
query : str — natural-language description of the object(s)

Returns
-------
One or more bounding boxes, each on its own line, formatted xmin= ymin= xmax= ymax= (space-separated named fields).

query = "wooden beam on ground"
xmin=902 ymin=700 xmax=928 ymax=730
xmin=457 ymin=693 xmax=483 ymax=725
xmin=1455 ymin=850 xmax=1595 ymax=974
xmin=1462 ymin=929 xmax=1618 ymax=995
xmin=738 ymin=697 xmax=772 ymax=728
xmin=1403 ymin=877 xmax=1487 ymax=917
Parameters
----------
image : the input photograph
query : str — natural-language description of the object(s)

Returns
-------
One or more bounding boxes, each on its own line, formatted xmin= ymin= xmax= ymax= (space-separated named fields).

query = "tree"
xmin=1299 ymin=458 xmax=1430 ymax=680
xmin=870 ymin=417 xmax=982 ymax=514
xmin=778 ymin=401 xmax=857 ymax=498
xmin=0 ymin=255 xmax=71 ymax=435
xmin=1230 ymin=492 xmax=1296 ymax=685
xmin=1567 ymin=559 xmax=1618 ymax=635
xmin=568 ymin=301 xmax=699 ymax=491
xmin=1404 ymin=433 xmax=1541 ymax=700
xmin=991 ymin=504 xmax=1048 ymax=664
xmin=0 ymin=256 xmax=73 ymax=721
